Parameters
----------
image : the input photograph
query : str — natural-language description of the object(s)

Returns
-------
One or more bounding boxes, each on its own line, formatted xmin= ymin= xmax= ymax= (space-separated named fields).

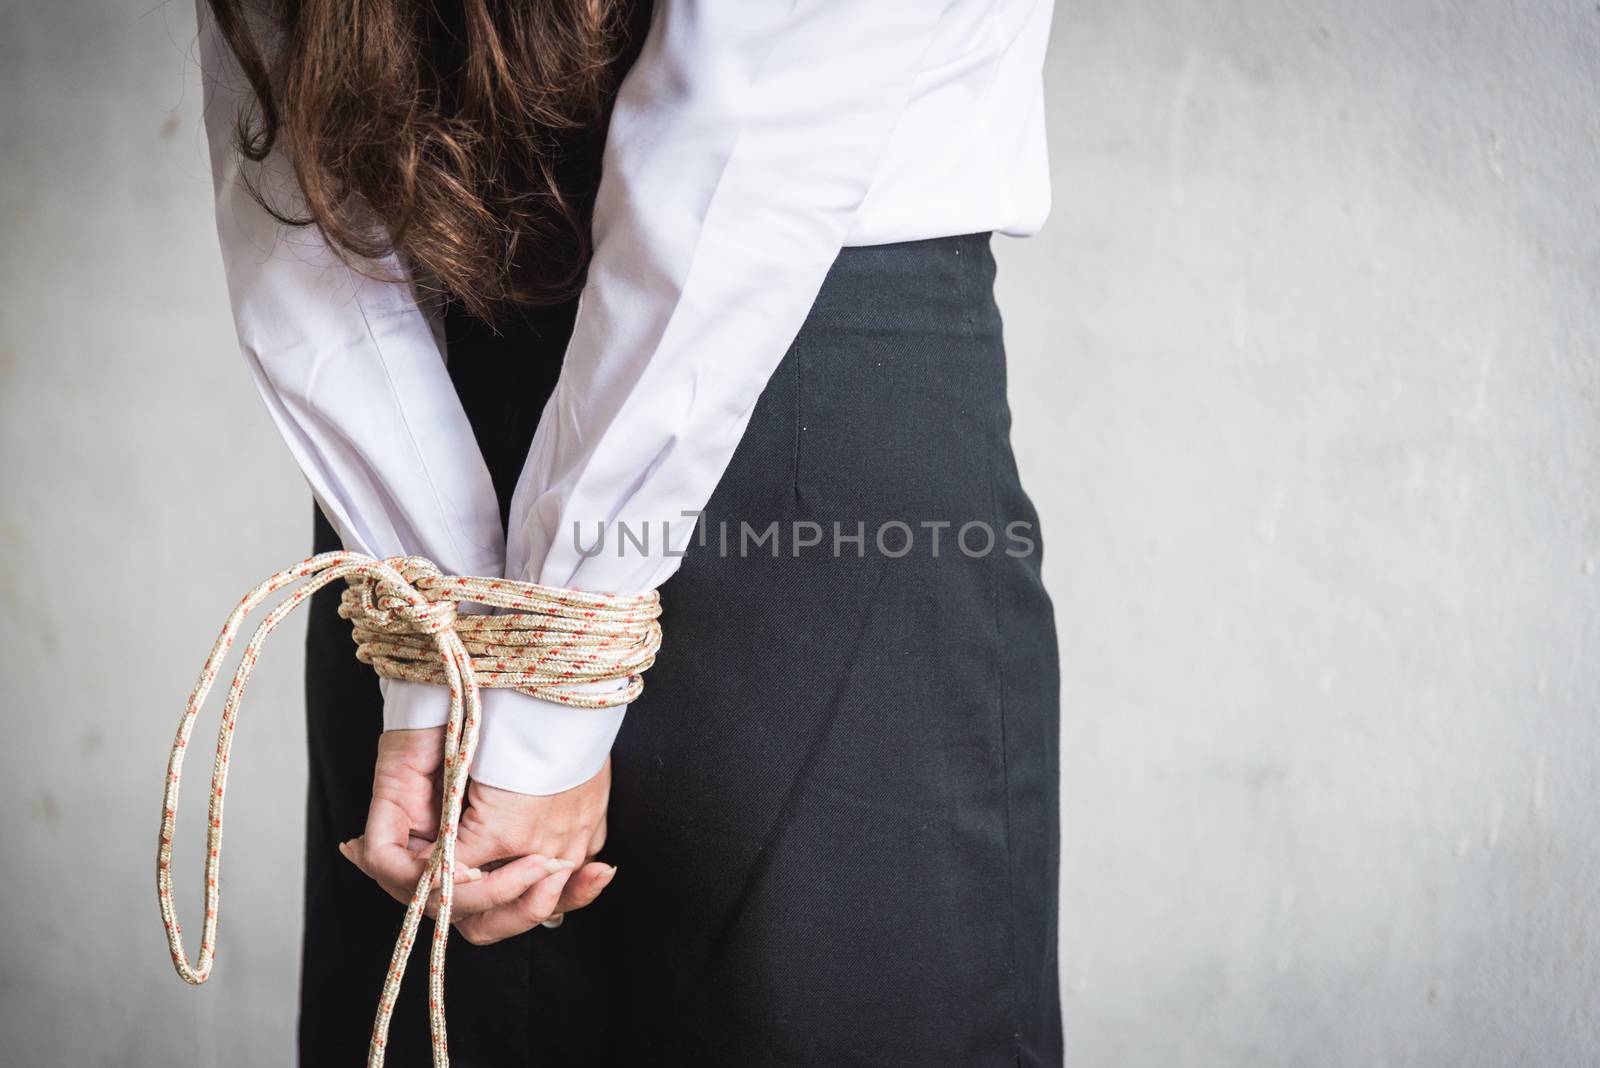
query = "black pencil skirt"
xmin=300 ymin=231 xmax=1062 ymax=1067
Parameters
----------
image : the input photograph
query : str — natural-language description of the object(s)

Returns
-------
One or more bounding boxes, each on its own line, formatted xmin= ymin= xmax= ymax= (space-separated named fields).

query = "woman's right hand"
xmin=445 ymin=762 xmax=618 ymax=944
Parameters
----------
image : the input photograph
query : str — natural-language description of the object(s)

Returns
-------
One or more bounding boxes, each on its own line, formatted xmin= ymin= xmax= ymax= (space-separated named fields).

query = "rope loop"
xmin=156 ymin=551 xmax=660 ymax=1068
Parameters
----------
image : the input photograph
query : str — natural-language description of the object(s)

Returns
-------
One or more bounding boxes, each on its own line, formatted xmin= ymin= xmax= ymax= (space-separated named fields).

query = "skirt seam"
xmin=963 ymin=240 xmax=1026 ymax=1062
xmin=791 ymin=339 xmax=805 ymax=505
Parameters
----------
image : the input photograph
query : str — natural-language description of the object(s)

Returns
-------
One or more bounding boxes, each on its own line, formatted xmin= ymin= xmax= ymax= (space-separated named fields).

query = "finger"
xmin=424 ymin=854 xmax=571 ymax=919
xmin=363 ymin=794 xmax=413 ymax=854
xmin=455 ymin=869 xmax=573 ymax=946
xmin=340 ymin=835 xmax=424 ymax=905
xmin=342 ymin=836 xmax=477 ymax=879
xmin=555 ymin=861 xmax=617 ymax=915
xmin=404 ymin=835 xmax=481 ymax=874
xmin=340 ymin=836 xmax=480 ymax=905
xmin=360 ymin=790 xmax=424 ymax=900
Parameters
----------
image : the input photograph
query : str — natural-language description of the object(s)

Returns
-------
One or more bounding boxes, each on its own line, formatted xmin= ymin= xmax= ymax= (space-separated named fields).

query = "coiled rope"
xmin=156 ymin=551 xmax=661 ymax=1067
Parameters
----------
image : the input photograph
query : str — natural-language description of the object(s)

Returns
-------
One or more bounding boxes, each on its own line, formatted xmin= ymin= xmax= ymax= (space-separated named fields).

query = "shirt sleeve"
xmin=475 ymin=0 xmax=944 ymax=793
xmin=194 ymin=2 xmax=540 ymax=746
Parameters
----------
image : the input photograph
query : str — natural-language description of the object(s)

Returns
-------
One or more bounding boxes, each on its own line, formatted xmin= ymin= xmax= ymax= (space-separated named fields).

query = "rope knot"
xmin=338 ymin=557 xmax=457 ymax=637
xmin=388 ymin=596 xmax=458 ymax=636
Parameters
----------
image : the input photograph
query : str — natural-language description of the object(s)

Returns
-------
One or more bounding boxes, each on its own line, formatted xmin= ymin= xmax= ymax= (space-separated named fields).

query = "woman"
xmin=196 ymin=0 xmax=1060 ymax=1064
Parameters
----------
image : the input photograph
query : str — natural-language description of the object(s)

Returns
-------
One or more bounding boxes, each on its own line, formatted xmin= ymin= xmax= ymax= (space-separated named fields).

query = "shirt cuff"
xmin=474 ymin=684 xmax=627 ymax=795
xmin=378 ymin=676 xmax=628 ymax=795
xmin=379 ymin=676 xmax=453 ymax=730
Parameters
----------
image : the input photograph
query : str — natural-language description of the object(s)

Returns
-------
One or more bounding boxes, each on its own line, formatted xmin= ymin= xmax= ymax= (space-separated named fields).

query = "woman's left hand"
xmin=338 ymin=728 xmax=482 ymax=904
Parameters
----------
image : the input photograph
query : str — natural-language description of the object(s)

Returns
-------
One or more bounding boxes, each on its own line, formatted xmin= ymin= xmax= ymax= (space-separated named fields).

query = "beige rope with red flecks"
xmin=156 ymin=551 xmax=660 ymax=1067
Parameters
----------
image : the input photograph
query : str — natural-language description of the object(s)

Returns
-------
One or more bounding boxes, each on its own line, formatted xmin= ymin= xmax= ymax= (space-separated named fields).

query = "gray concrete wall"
xmin=1 ymin=1 xmax=1596 ymax=1065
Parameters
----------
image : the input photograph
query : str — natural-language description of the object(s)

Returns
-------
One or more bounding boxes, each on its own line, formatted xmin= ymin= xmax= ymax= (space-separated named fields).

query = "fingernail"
xmin=598 ymin=864 xmax=618 ymax=885
xmin=542 ymin=857 xmax=575 ymax=875
xmin=467 ymin=867 xmax=483 ymax=882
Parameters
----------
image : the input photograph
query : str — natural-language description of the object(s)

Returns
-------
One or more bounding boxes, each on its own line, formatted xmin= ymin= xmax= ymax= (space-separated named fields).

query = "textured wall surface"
xmin=1 ymin=1 xmax=1596 ymax=1065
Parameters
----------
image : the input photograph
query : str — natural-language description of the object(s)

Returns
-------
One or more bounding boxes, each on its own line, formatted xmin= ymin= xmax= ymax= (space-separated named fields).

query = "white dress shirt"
xmin=196 ymin=0 xmax=1053 ymax=794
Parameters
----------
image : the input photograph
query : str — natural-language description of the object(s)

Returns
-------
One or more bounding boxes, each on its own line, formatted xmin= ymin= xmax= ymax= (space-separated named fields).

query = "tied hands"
xmin=339 ymin=728 xmax=616 ymax=944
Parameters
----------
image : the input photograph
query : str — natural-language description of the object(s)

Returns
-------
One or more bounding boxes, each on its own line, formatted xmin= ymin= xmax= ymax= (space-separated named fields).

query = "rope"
xmin=156 ymin=551 xmax=661 ymax=1067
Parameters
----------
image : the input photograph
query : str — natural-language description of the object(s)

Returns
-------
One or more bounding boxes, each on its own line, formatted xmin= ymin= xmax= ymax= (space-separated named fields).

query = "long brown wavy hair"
xmin=205 ymin=0 xmax=639 ymax=321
